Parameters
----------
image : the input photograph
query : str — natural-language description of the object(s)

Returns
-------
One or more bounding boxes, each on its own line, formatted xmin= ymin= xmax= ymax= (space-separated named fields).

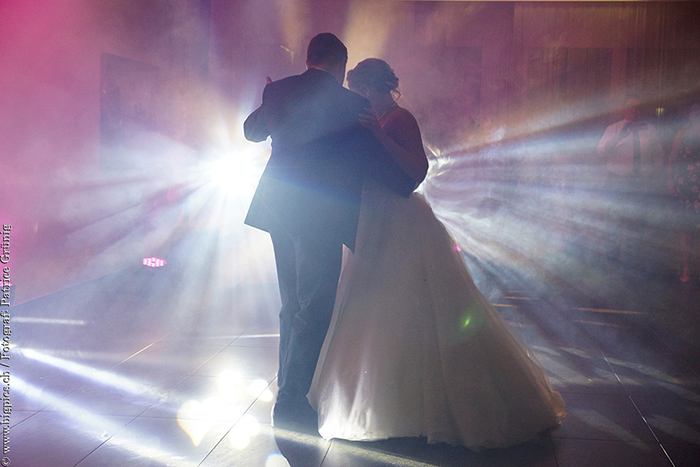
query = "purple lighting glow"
xmin=142 ymin=257 xmax=167 ymax=268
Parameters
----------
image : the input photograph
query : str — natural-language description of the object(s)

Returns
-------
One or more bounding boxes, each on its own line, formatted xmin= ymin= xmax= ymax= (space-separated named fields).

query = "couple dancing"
xmin=243 ymin=33 xmax=565 ymax=451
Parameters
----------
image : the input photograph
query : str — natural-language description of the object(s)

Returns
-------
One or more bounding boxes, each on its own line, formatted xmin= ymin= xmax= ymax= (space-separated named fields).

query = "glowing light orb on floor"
xmin=142 ymin=257 xmax=167 ymax=268
xmin=178 ymin=396 xmax=242 ymax=446
xmin=249 ymin=379 xmax=274 ymax=402
xmin=229 ymin=414 xmax=261 ymax=450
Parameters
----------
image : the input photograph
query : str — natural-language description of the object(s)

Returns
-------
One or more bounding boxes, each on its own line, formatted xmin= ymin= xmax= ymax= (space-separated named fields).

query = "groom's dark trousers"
xmin=244 ymin=68 xmax=414 ymax=408
xmin=269 ymin=229 xmax=342 ymax=400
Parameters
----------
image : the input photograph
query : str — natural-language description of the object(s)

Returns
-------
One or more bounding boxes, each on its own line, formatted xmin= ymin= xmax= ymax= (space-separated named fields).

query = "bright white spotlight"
xmin=206 ymin=154 xmax=263 ymax=198
xmin=207 ymin=158 xmax=239 ymax=187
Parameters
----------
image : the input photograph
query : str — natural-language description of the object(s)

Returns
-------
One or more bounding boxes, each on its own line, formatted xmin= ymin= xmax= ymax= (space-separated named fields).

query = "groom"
xmin=244 ymin=33 xmax=412 ymax=430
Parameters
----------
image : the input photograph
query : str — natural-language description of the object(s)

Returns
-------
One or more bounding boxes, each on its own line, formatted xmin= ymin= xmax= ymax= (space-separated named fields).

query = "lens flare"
xmin=205 ymin=156 xmax=258 ymax=196
xmin=229 ymin=414 xmax=261 ymax=450
xmin=462 ymin=316 xmax=472 ymax=328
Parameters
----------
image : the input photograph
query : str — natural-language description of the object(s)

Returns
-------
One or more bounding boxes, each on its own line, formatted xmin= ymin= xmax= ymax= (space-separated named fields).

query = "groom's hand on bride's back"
xmin=360 ymin=131 xmax=415 ymax=198
xmin=358 ymin=110 xmax=382 ymax=135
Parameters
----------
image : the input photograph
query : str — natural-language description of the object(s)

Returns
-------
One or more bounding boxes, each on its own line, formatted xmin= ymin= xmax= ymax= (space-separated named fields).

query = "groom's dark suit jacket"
xmin=244 ymin=68 xmax=413 ymax=250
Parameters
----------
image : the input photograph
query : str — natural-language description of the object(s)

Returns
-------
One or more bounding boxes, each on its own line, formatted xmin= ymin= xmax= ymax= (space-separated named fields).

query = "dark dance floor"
xmin=9 ymin=253 xmax=700 ymax=466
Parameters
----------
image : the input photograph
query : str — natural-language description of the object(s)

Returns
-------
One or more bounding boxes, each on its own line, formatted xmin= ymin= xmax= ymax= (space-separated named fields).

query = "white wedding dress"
xmin=308 ymin=177 xmax=565 ymax=451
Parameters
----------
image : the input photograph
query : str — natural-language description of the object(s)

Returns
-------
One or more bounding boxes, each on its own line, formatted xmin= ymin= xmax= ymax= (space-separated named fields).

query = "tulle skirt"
xmin=308 ymin=179 xmax=565 ymax=451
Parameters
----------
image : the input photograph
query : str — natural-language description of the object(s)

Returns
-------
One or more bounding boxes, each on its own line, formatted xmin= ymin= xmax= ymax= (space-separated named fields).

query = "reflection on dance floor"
xmin=9 ymin=252 xmax=700 ymax=466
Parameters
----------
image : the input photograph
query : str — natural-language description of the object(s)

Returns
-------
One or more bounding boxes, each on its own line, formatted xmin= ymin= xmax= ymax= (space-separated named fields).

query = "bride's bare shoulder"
xmin=385 ymin=107 xmax=419 ymax=128
xmin=384 ymin=108 xmax=422 ymax=142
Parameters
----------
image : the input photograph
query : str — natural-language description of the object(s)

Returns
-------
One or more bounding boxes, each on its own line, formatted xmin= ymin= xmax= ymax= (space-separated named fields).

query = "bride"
xmin=308 ymin=58 xmax=565 ymax=451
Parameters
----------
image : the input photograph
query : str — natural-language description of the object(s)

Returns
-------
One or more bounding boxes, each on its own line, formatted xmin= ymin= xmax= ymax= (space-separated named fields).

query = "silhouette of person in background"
xmin=597 ymin=93 xmax=665 ymax=275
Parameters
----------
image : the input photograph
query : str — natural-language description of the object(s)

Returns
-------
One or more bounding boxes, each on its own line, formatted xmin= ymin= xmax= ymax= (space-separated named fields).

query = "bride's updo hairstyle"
xmin=347 ymin=58 xmax=400 ymax=98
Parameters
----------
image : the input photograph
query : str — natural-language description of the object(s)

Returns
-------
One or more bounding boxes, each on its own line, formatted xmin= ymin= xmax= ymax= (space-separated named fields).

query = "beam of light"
xmin=5 ymin=347 xmax=129 ymax=365
xmin=235 ymin=333 xmax=280 ymax=339
xmin=13 ymin=317 xmax=88 ymax=326
xmin=40 ymin=135 xmax=199 ymax=302
xmin=647 ymin=415 xmax=700 ymax=444
xmin=13 ymin=377 xmax=200 ymax=467
xmin=418 ymin=118 xmax=674 ymax=308
xmin=33 ymin=89 xmax=278 ymax=309
xmin=325 ymin=439 xmax=441 ymax=467
xmin=530 ymin=345 xmax=562 ymax=357
xmin=16 ymin=347 xmax=168 ymax=402
xmin=645 ymin=381 xmax=700 ymax=403
xmin=272 ymin=426 xmax=438 ymax=467
xmin=199 ymin=149 xmax=265 ymax=200
xmin=573 ymin=320 xmax=630 ymax=328
xmin=343 ymin=0 xmax=405 ymax=69
xmin=531 ymin=351 xmax=616 ymax=387
xmin=559 ymin=347 xmax=595 ymax=358
xmin=270 ymin=427 xmax=331 ymax=465
xmin=160 ymin=105 xmax=278 ymax=296
xmin=575 ymin=408 xmax=647 ymax=444
xmin=605 ymin=357 xmax=691 ymax=387
xmin=276 ymin=0 xmax=309 ymax=62
xmin=187 ymin=112 xmax=268 ymax=212
xmin=116 ymin=343 xmax=157 ymax=366
xmin=177 ymin=136 xmax=278 ymax=296
xmin=573 ymin=307 xmax=647 ymax=316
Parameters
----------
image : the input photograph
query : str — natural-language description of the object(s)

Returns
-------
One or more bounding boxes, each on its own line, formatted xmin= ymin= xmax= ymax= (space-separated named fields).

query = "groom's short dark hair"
xmin=307 ymin=33 xmax=348 ymax=68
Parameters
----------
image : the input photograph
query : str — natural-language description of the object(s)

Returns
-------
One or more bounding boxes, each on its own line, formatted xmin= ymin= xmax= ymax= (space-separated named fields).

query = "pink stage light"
xmin=142 ymin=257 xmax=167 ymax=268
